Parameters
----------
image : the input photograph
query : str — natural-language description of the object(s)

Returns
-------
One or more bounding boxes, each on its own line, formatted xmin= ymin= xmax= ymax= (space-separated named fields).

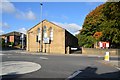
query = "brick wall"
xmin=82 ymin=48 xmax=120 ymax=56
xmin=27 ymin=20 xmax=65 ymax=54
xmin=9 ymin=36 xmax=14 ymax=42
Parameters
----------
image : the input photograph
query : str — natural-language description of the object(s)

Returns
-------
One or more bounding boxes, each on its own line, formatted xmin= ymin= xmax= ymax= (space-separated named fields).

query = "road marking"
xmin=40 ymin=57 xmax=48 ymax=60
xmin=0 ymin=54 xmax=12 ymax=56
xmin=67 ymin=70 xmax=82 ymax=79
xmin=20 ymin=52 xmax=27 ymax=53
xmin=115 ymin=67 xmax=120 ymax=70
xmin=0 ymin=61 xmax=41 ymax=76
xmin=0 ymin=54 xmax=4 ymax=56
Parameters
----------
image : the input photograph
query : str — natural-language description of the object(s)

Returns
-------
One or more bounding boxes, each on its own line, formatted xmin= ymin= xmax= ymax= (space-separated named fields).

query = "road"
xmin=0 ymin=50 xmax=120 ymax=80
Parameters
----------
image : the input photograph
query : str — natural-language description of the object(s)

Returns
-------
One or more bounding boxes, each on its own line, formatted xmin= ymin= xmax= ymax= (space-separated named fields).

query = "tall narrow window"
xmin=38 ymin=28 xmax=40 ymax=33
xmin=36 ymin=35 xmax=38 ymax=42
xmin=43 ymin=26 xmax=47 ymax=38
xmin=38 ymin=28 xmax=41 ymax=41
xmin=49 ymin=27 xmax=53 ymax=41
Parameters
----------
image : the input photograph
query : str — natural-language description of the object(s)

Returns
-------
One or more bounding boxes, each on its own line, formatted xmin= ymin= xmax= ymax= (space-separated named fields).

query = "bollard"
xmin=104 ymin=52 xmax=109 ymax=61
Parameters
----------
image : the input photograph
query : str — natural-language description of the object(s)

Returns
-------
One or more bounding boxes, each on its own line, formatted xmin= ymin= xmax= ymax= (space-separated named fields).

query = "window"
xmin=36 ymin=35 xmax=38 ymax=42
xmin=37 ymin=28 xmax=41 ymax=41
xmin=49 ymin=27 xmax=53 ymax=40
xmin=43 ymin=26 xmax=47 ymax=38
xmin=38 ymin=28 xmax=40 ymax=33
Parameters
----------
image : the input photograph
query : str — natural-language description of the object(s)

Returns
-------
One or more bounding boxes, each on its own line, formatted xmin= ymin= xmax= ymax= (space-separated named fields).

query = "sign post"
xmin=5 ymin=37 xmax=7 ymax=43
xmin=21 ymin=34 xmax=24 ymax=49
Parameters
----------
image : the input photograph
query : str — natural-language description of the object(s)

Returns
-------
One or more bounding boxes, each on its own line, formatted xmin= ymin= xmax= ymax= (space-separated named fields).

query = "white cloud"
xmin=74 ymin=31 xmax=80 ymax=36
xmin=0 ymin=22 xmax=10 ymax=29
xmin=16 ymin=10 xmax=36 ymax=20
xmin=52 ymin=21 xmax=82 ymax=35
xmin=1 ymin=0 xmax=36 ymax=20
xmin=26 ymin=10 xmax=36 ymax=20
xmin=18 ymin=28 xmax=27 ymax=34
xmin=0 ymin=0 xmax=16 ymax=13
xmin=0 ymin=29 xmax=4 ymax=35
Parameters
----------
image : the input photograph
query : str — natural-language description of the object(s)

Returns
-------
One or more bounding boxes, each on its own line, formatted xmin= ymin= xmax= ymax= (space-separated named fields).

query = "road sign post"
xmin=21 ymin=34 xmax=24 ymax=49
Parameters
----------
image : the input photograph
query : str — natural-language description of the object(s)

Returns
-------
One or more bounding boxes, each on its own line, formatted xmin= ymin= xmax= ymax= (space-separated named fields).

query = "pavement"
xmin=99 ymin=60 xmax=120 ymax=70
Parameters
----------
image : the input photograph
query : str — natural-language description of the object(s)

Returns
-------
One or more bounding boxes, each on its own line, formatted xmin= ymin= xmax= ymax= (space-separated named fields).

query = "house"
xmin=0 ymin=31 xmax=26 ymax=48
xmin=27 ymin=20 xmax=78 ymax=54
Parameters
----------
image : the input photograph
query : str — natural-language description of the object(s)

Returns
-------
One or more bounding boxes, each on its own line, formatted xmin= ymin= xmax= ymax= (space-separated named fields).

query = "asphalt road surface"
xmin=0 ymin=50 xmax=120 ymax=80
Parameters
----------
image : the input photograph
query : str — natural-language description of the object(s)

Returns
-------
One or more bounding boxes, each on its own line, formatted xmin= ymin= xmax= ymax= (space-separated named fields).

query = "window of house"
xmin=43 ymin=26 xmax=47 ymax=38
xmin=49 ymin=27 xmax=53 ymax=40
xmin=37 ymin=28 xmax=41 ymax=41
xmin=38 ymin=28 xmax=40 ymax=33
xmin=36 ymin=35 xmax=38 ymax=42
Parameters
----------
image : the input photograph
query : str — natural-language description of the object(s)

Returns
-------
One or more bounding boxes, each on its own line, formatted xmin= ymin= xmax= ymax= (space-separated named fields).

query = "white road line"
xmin=39 ymin=57 xmax=48 ymax=60
xmin=68 ymin=70 xmax=82 ymax=79
xmin=0 ymin=54 xmax=4 ymax=55
xmin=20 ymin=52 xmax=27 ymax=53
xmin=115 ymin=67 xmax=120 ymax=70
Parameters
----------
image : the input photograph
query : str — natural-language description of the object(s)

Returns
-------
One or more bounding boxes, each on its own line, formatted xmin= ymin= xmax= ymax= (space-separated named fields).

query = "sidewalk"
xmin=1 ymin=49 xmax=119 ymax=57
xmin=98 ymin=60 xmax=120 ymax=70
xmin=20 ymin=52 xmax=119 ymax=58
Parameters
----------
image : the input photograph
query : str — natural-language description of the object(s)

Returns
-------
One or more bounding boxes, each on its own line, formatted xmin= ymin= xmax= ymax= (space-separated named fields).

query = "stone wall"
xmin=82 ymin=48 xmax=120 ymax=56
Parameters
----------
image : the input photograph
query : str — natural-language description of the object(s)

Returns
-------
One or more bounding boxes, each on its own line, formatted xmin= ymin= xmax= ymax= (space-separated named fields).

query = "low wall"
xmin=82 ymin=48 xmax=120 ymax=56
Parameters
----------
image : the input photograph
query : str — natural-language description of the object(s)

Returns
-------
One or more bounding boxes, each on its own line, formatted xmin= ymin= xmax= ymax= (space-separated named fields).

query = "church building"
xmin=27 ymin=20 xmax=78 ymax=54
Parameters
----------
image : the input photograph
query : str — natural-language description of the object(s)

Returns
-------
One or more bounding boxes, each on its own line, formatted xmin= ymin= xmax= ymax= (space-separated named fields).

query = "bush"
xmin=83 ymin=44 xmax=93 ymax=48
xmin=11 ymin=42 xmax=14 ymax=46
xmin=8 ymin=42 xmax=14 ymax=47
xmin=0 ymin=38 xmax=5 ymax=47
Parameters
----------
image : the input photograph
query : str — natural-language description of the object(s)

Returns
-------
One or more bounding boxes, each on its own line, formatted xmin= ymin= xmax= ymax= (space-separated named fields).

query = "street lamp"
xmin=40 ymin=3 xmax=43 ymax=52
xmin=40 ymin=3 xmax=43 ymax=22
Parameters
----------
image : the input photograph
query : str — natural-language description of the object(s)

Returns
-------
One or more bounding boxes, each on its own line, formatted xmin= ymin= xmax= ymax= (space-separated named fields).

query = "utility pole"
xmin=40 ymin=3 xmax=43 ymax=21
xmin=40 ymin=3 xmax=43 ymax=52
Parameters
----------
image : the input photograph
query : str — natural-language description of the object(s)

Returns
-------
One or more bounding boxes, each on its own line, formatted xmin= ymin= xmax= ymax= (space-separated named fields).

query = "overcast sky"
xmin=0 ymin=1 xmax=104 ymax=35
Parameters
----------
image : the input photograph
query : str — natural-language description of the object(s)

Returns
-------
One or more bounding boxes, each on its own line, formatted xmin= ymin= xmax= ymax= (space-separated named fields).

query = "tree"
xmin=0 ymin=38 xmax=5 ymax=47
xmin=93 ymin=32 xmax=102 ymax=41
xmin=77 ymin=2 xmax=120 ymax=48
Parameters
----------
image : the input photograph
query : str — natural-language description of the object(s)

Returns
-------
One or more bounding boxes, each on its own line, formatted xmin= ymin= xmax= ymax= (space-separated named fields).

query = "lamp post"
xmin=40 ymin=3 xmax=43 ymax=22
xmin=40 ymin=3 xmax=43 ymax=52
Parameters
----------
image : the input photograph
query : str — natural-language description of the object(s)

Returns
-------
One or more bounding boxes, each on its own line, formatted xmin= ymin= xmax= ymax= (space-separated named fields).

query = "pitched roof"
xmin=27 ymin=19 xmax=76 ymax=37
xmin=27 ymin=19 xmax=65 ymax=32
xmin=1 ymin=31 xmax=25 ymax=36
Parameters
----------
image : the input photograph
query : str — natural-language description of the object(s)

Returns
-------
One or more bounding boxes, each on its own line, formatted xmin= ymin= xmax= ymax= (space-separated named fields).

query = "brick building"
xmin=0 ymin=31 xmax=26 ymax=48
xmin=27 ymin=20 xmax=78 ymax=54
